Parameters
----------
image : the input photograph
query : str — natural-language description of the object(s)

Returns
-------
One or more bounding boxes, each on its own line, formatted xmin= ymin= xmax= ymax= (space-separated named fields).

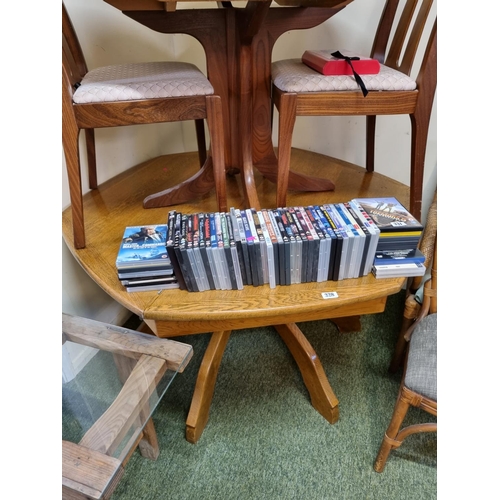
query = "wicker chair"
xmin=389 ymin=190 xmax=437 ymax=373
xmin=373 ymin=192 xmax=437 ymax=472
xmin=62 ymin=2 xmax=227 ymax=249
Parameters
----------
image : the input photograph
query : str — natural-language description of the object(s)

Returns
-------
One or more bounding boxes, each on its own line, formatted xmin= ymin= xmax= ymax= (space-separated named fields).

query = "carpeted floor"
xmin=75 ymin=290 xmax=437 ymax=499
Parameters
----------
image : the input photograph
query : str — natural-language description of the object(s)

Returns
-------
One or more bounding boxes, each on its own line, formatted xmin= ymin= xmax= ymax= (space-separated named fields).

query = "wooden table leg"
xmin=186 ymin=330 xmax=232 ymax=444
xmin=142 ymin=156 xmax=217 ymax=209
xmin=330 ymin=316 xmax=362 ymax=333
xmin=274 ymin=323 xmax=339 ymax=424
xmin=137 ymin=418 xmax=160 ymax=460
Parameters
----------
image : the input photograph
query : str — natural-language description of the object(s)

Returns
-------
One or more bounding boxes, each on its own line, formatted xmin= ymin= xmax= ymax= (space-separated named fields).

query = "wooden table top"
xmin=62 ymin=149 xmax=406 ymax=337
xmin=104 ymin=0 xmax=354 ymax=9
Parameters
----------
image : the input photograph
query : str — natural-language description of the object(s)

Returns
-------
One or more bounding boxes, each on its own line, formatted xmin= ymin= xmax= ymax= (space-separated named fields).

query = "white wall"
xmin=62 ymin=0 xmax=437 ymax=323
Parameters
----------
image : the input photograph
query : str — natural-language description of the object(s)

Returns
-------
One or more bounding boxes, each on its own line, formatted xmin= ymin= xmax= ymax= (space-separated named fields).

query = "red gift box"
xmin=302 ymin=50 xmax=380 ymax=76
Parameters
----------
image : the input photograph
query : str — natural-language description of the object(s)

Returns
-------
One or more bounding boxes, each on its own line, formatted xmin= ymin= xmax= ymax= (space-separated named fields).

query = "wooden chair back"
xmin=372 ymin=0 xmax=435 ymax=75
xmin=62 ymin=4 xmax=87 ymax=84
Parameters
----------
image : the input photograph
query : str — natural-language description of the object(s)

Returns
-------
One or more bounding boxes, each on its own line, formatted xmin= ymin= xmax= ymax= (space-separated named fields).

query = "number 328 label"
xmin=321 ymin=292 xmax=338 ymax=299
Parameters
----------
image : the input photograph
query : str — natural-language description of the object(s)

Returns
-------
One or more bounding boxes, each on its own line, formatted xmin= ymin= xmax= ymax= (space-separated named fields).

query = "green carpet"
xmin=108 ymin=291 xmax=437 ymax=499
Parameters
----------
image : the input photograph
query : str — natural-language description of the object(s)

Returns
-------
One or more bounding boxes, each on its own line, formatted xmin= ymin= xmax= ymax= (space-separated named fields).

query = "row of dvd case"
xmin=165 ymin=200 xmax=393 ymax=292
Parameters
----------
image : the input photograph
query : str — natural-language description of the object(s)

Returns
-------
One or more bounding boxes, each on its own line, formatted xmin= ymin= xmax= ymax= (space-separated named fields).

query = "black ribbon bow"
xmin=331 ymin=50 xmax=369 ymax=97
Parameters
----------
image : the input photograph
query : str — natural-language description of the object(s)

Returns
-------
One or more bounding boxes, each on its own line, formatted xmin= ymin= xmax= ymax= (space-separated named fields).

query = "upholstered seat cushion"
xmin=272 ymin=59 xmax=417 ymax=93
xmin=405 ymin=313 xmax=437 ymax=401
xmin=73 ymin=61 xmax=214 ymax=104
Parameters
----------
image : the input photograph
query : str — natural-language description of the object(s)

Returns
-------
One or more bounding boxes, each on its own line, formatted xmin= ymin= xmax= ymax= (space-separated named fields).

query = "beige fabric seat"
xmin=73 ymin=61 xmax=215 ymax=104
xmin=272 ymin=59 xmax=417 ymax=93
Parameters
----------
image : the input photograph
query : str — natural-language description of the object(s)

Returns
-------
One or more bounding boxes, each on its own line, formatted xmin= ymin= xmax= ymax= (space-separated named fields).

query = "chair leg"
xmin=276 ymin=92 xmax=297 ymax=208
xmin=195 ymin=119 xmax=207 ymax=168
xmin=409 ymin=20 xmax=437 ymax=223
xmin=63 ymin=122 xmax=85 ymax=249
xmin=409 ymin=112 xmax=431 ymax=223
xmin=388 ymin=315 xmax=413 ymax=374
xmin=366 ymin=115 xmax=376 ymax=173
xmin=85 ymin=128 xmax=98 ymax=189
xmin=206 ymin=95 xmax=227 ymax=212
xmin=374 ymin=386 xmax=410 ymax=472
xmin=389 ymin=292 xmax=421 ymax=373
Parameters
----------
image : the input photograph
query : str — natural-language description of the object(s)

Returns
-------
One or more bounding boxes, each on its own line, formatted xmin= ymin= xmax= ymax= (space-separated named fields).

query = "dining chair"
xmin=271 ymin=0 xmax=436 ymax=222
xmin=373 ymin=205 xmax=437 ymax=472
xmin=62 ymin=3 xmax=227 ymax=249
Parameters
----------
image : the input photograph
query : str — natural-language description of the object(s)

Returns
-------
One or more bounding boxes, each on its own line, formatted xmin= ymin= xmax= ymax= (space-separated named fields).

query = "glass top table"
xmin=62 ymin=314 xmax=193 ymax=500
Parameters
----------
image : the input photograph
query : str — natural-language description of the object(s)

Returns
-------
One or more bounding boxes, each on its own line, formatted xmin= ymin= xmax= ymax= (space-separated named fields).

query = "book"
xmin=124 ymin=280 xmax=180 ymax=293
xmin=179 ymin=214 xmax=198 ymax=292
xmin=186 ymin=214 xmax=203 ymax=291
xmin=372 ymin=262 xmax=426 ymax=279
xmin=250 ymin=209 xmax=268 ymax=286
xmin=247 ymin=209 xmax=264 ymax=286
xmin=230 ymin=208 xmax=250 ymax=286
xmin=301 ymin=49 xmax=380 ymax=76
xmin=258 ymin=210 xmax=276 ymax=289
xmin=209 ymin=212 xmax=223 ymax=290
xmin=273 ymin=209 xmax=291 ymax=286
xmin=215 ymin=212 xmax=230 ymax=290
xmin=198 ymin=213 xmax=216 ymax=290
xmin=282 ymin=208 xmax=301 ymax=284
xmin=226 ymin=213 xmax=244 ymax=290
xmin=262 ymin=209 xmax=280 ymax=287
xmin=373 ymin=248 xmax=425 ymax=266
xmin=351 ymin=197 xmax=423 ymax=233
xmin=166 ymin=211 xmax=188 ymax=291
xmin=289 ymin=207 xmax=309 ymax=283
xmin=318 ymin=205 xmax=341 ymax=282
xmin=348 ymin=199 xmax=381 ymax=276
xmin=306 ymin=206 xmax=329 ymax=282
xmin=117 ymin=267 xmax=174 ymax=280
xmin=241 ymin=209 xmax=259 ymax=287
xmin=343 ymin=201 xmax=371 ymax=277
xmin=373 ymin=248 xmax=419 ymax=259
xmin=300 ymin=206 xmax=321 ymax=283
xmin=221 ymin=212 xmax=238 ymax=290
xmin=333 ymin=203 xmax=362 ymax=279
xmin=116 ymin=225 xmax=171 ymax=270
xmin=193 ymin=213 xmax=210 ymax=291
xmin=120 ymin=275 xmax=178 ymax=287
xmin=323 ymin=205 xmax=350 ymax=281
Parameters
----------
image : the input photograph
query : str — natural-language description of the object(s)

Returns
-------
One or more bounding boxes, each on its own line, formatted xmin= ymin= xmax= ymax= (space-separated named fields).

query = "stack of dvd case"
xmin=351 ymin=198 xmax=426 ymax=279
xmin=116 ymin=225 xmax=179 ymax=292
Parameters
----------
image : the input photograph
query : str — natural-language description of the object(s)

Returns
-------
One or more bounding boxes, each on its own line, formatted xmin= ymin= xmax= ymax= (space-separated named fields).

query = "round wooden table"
xmin=63 ymin=149 xmax=407 ymax=443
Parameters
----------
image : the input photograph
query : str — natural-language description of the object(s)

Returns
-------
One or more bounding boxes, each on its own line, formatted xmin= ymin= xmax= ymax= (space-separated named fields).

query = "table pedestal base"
xmin=185 ymin=322 xmax=341 ymax=444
